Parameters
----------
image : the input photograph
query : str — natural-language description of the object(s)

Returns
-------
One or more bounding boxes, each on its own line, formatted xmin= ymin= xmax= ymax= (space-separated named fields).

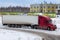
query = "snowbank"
xmin=0 ymin=29 xmax=42 ymax=40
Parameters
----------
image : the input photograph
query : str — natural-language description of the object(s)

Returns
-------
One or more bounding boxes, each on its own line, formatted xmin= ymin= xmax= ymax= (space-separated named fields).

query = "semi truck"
xmin=2 ymin=15 xmax=57 ymax=30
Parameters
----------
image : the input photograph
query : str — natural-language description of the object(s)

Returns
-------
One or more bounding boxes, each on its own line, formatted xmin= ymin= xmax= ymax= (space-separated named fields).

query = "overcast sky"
xmin=0 ymin=0 xmax=60 ymax=7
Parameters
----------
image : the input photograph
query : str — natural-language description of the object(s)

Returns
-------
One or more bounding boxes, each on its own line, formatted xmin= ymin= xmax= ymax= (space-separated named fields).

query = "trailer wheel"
xmin=12 ymin=24 xmax=15 ymax=28
xmin=8 ymin=24 xmax=16 ymax=28
xmin=8 ymin=24 xmax=12 ymax=27
xmin=14 ymin=24 xmax=21 ymax=28
xmin=18 ymin=25 xmax=22 ymax=28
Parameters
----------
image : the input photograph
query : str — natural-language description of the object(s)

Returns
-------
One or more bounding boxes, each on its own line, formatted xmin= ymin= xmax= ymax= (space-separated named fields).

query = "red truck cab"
xmin=38 ymin=15 xmax=57 ymax=30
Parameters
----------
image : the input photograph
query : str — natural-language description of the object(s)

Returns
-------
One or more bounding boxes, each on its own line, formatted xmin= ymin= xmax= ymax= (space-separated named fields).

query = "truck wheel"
xmin=35 ymin=26 xmax=38 ymax=29
xmin=47 ymin=27 xmax=54 ymax=31
xmin=47 ymin=27 xmax=51 ymax=30
xmin=31 ymin=25 xmax=34 ymax=29
xmin=31 ymin=26 xmax=37 ymax=29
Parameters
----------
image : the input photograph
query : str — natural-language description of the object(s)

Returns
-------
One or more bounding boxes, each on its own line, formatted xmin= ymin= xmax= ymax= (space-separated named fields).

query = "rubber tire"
xmin=12 ymin=24 xmax=15 ymax=28
xmin=31 ymin=26 xmax=37 ymax=29
xmin=47 ymin=27 xmax=54 ymax=31
xmin=8 ymin=24 xmax=12 ymax=27
xmin=47 ymin=27 xmax=51 ymax=30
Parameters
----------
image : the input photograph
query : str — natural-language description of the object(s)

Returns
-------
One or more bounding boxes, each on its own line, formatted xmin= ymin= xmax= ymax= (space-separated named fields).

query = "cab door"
xmin=38 ymin=16 xmax=45 ymax=28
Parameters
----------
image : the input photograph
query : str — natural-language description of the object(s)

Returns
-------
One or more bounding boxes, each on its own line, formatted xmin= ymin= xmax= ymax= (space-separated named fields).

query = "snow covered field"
xmin=0 ymin=29 xmax=42 ymax=40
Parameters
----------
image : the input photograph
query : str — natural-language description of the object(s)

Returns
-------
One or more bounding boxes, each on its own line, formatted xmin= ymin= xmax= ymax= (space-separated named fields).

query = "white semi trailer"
xmin=2 ymin=15 xmax=38 ymax=28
